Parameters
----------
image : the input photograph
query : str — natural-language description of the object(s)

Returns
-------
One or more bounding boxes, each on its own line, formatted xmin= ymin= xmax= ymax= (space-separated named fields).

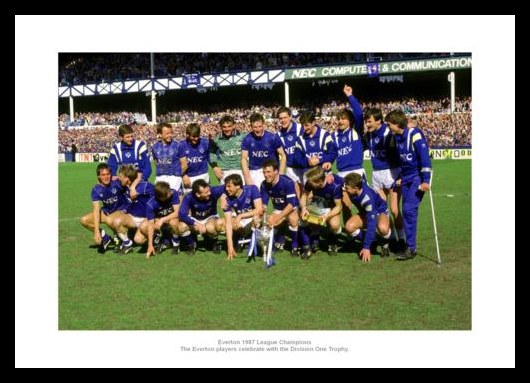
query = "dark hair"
xmin=157 ymin=123 xmax=173 ymax=135
xmin=299 ymin=110 xmax=316 ymax=125
xmin=192 ymin=179 xmax=209 ymax=195
xmin=364 ymin=108 xmax=383 ymax=122
xmin=224 ymin=173 xmax=243 ymax=187
xmin=249 ymin=113 xmax=265 ymax=124
xmin=219 ymin=115 xmax=235 ymax=126
xmin=155 ymin=181 xmax=171 ymax=201
xmin=118 ymin=124 xmax=133 ymax=137
xmin=262 ymin=159 xmax=279 ymax=171
xmin=276 ymin=106 xmax=292 ymax=118
xmin=385 ymin=110 xmax=407 ymax=129
xmin=344 ymin=172 xmax=363 ymax=189
xmin=336 ymin=108 xmax=355 ymax=127
xmin=96 ymin=163 xmax=110 ymax=176
xmin=186 ymin=123 xmax=201 ymax=137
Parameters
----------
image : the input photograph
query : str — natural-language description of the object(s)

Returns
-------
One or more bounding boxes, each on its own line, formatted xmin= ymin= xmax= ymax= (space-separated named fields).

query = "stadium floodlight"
xmin=428 ymin=171 xmax=442 ymax=266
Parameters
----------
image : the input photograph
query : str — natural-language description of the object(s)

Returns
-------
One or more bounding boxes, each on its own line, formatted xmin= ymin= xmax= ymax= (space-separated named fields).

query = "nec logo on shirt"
xmin=252 ymin=151 xmax=269 ymax=158
xmin=370 ymin=150 xmax=386 ymax=159
xmin=338 ymin=147 xmax=352 ymax=156
xmin=400 ymin=153 xmax=414 ymax=162
xmin=224 ymin=149 xmax=241 ymax=156
xmin=188 ymin=157 xmax=204 ymax=163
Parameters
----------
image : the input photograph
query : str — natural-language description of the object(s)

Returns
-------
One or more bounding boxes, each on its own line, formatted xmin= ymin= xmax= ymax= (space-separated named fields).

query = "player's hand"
xmin=94 ymin=231 xmax=102 ymax=245
xmin=267 ymin=214 xmax=282 ymax=228
xmin=226 ymin=247 xmax=237 ymax=260
xmin=322 ymin=162 xmax=332 ymax=171
xmin=130 ymin=186 xmax=138 ymax=200
xmin=343 ymin=85 xmax=353 ymax=97
xmin=301 ymin=207 xmax=309 ymax=219
xmin=146 ymin=245 xmax=155 ymax=259
xmin=325 ymin=173 xmax=335 ymax=184
xmin=308 ymin=156 xmax=320 ymax=167
xmin=194 ymin=223 xmax=206 ymax=234
xmin=214 ymin=167 xmax=224 ymax=181
xmin=183 ymin=175 xmax=191 ymax=188
xmin=419 ymin=182 xmax=430 ymax=192
xmin=360 ymin=248 xmax=371 ymax=263
xmin=220 ymin=195 xmax=229 ymax=211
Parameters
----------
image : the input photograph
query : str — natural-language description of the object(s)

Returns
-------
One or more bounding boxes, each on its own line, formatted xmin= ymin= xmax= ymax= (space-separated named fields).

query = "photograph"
xmin=57 ymin=52 xmax=472 ymax=331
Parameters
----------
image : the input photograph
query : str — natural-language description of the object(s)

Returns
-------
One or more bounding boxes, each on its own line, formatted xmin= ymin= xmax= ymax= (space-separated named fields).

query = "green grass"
xmin=59 ymin=160 xmax=471 ymax=330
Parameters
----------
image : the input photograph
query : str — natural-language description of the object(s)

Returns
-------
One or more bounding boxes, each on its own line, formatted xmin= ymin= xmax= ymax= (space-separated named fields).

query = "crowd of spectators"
xmin=58 ymin=97 xmax=471 ymax=153
xmin=59 ymin=53 xmax=455 ymax=86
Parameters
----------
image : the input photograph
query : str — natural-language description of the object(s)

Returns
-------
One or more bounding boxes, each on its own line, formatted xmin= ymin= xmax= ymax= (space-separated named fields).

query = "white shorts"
xmin=238 ymin=217 xmax=253 ymax=229
xmin=155 ymin=175 xmax=182 ymax=192
xmin=190 ymin=215 xmax=219 ymax=226
xmin=285 ymin=167 xmax=304 ymax=185
xmin=220 ymin=169 xmax=245 ymax=185
xmin=183 ymin=173 xmax=210 ymax=194
xmin=337 ymin=168 xmax=366 ymax=180
xmin=129 ymin=215 xmax=146 ymax=228
xmin=249 ymin=169 xmax=265 ymax=189
xmin=372 ymin=168 xmax=401 ymax=190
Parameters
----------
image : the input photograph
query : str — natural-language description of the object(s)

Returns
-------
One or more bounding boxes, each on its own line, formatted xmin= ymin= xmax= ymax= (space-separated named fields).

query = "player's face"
xmin=303 ymin=122 xmax=315 ymax=135
xmin=407 ymin=118 xmax=418 ymax=129
xmin=196 ymin=186 xmax=211 ymax=201
xmin=278 ymin=112 xmax=291 ymax=129
xmin=225 ymin=182 xmax=239 ymax=197
xmin=263 ymin=166 xmax=278 ymax=184
xmin=118 ymin=173 xmax=131 ymax=187
xmin=221 ymin=122 xmax=234 ymax=136
xmin=160 ymin=127 xmax=173 ymax=144
xmin=251 ymin=121 xmax=265 ymax=136
xmin=121 ymin=133 xmax=134 ymax=146
xmin=344 ymin=185 xmax=360 ymax=197
xmin=387 ymin=122 xmax=401 ymax=134
xmin=364 ymin=116 xmax=380 ymax=133
xmin=98 ymin=169 xmax=112 ymax=186
xmin=338 ymin=116 xmax=350 ymax=130
xmin=310 ymin=180 xmax=325 ymax=190
xmin=158 ymin=191 xmax=171 ymax=203
xmin=188 ymin=134 xmax=200 ymax=145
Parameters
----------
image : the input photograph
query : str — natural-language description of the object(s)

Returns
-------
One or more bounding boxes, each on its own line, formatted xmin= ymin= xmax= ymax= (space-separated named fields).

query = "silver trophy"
xmin=248 ymin=213 xmax=276 ymax=268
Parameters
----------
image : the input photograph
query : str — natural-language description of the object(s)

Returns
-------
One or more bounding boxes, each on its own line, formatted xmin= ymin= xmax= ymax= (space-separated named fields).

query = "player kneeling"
xmin=343 ymin=173 xmax=392 ymax=262
xmin=222 ymin=174 xmax=263 ymax=260
xmin=300 ymin=167 xmax=343 ymax=257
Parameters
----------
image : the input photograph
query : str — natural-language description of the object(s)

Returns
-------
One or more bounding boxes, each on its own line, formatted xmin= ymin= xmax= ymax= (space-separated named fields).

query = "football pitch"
xmin=59 ymin=160 xmax=471 ymax=330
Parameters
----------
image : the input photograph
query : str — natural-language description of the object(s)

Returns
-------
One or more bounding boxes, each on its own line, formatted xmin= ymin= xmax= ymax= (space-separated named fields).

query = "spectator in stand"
xmin=71 ymin=142 xmax=78 ymax=162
